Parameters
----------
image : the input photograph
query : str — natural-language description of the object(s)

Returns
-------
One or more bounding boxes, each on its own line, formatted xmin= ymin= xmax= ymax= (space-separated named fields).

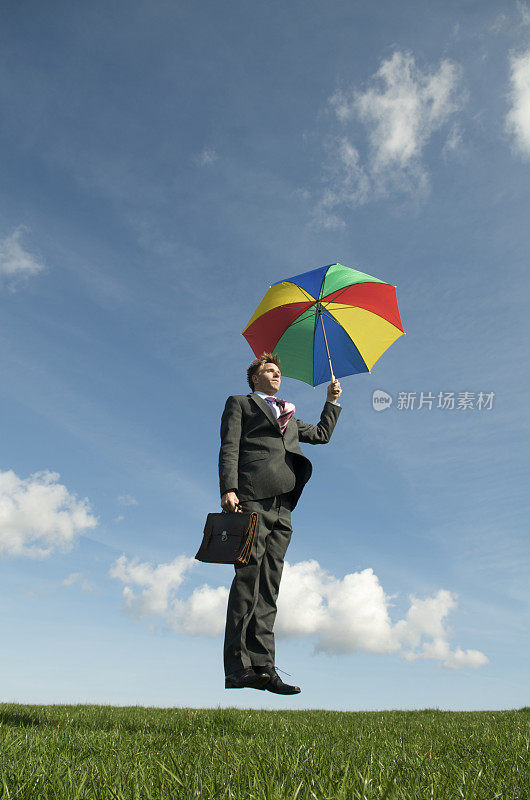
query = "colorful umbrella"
xmin=242 ymin=262 xmax=404 ymax=386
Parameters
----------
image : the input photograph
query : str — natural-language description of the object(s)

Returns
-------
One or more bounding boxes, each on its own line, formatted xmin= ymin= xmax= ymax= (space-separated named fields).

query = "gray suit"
xmin=219 ymin=392 xmax=341 ymax=674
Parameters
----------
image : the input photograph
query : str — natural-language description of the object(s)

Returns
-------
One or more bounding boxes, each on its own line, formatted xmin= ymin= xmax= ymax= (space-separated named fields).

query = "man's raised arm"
xmin=296 ymin=380 xmax=342 ymax=444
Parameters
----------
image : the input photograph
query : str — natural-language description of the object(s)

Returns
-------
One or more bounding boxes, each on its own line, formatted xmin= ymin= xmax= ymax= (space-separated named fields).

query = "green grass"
xmin=0 ymin=705 xmax=528 ymax=799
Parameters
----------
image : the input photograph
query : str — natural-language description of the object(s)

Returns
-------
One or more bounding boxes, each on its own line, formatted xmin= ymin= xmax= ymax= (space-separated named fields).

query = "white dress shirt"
xmin=255 ymin=390 xmax=340 ymax=417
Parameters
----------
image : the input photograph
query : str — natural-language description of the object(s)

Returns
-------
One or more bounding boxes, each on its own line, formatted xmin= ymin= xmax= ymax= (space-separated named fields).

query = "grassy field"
xmin=0 ymin=704 xmax=527 ymax=799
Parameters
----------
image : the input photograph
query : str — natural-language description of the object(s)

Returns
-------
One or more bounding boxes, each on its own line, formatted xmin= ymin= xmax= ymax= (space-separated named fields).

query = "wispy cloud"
xmin=506 ymin=50 xmax=530 ymax=159
xmin=442 ymin=124 xmax=464 ymax=160
xmin=0 ymin=226 xmax=45 ymax=288
xmin=117 ymin=494 xmax=138 ymax=507
xmin=313 ymin=51 xmax=463 ymax=227
xmin=110 ymin=554 xmax=488 ymax=669
xmin=194 ymin=148 xmax=218 ymax=166
xmin=0 ymin=469 xmax=97 ymax=558
xmin=62 ymin=572 xmax=97 ymax=594
xmin=490 ymin=13 xmax=507 ymax=34
xmin=517 ymin=1 xmax=530 ymax=26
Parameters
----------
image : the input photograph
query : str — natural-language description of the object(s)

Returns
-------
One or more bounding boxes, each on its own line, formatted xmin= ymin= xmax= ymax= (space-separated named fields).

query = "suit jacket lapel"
xmin=249 ymin=393 xmax=281 ymax=431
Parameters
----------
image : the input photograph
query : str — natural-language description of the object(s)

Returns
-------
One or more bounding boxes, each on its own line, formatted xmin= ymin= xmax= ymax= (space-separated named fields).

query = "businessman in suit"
xmin=219 ymin=352 xmax=342 ymax=694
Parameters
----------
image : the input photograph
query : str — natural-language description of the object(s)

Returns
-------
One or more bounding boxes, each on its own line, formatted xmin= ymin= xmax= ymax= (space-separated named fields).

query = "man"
xmin=219 ymin=352 xmax=342 ymax=695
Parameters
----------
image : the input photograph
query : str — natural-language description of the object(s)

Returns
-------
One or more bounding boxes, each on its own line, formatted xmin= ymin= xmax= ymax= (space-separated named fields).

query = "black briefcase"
xmin=195 ymin=511 xmax=259 ymax=566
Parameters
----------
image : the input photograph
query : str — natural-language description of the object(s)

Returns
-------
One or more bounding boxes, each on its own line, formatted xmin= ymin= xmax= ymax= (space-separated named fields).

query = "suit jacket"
xmin=219 ymin=392 xmax=341 ymax=510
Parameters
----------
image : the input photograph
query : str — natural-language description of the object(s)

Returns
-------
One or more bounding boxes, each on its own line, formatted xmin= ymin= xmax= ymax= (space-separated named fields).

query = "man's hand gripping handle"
xmin=221 ymin=491 xmax=242 ymax=513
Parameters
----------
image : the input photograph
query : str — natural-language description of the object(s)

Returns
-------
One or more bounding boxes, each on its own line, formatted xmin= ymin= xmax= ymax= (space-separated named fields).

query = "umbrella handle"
xmin=318 ymin=308 xmax=335 ymax=383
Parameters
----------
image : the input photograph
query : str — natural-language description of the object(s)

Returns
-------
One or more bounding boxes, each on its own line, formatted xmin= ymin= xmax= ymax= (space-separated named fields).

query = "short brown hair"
xmin=247 ymin=352 xmax=282 ymax=391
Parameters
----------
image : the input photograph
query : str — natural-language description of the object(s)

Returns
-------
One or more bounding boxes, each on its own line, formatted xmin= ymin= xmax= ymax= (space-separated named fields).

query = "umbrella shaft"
xmin=318 ymin=308 xmax=335 ymax=382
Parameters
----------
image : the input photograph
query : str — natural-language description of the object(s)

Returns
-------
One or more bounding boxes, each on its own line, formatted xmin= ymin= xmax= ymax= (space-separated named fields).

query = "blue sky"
xmin=0 ymin=0 xmax=528 ymax=710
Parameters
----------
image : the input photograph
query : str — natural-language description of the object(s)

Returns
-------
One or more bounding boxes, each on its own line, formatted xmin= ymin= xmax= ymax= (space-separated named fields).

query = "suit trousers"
xmin=223 ymin=494 xmax=292 ymax=675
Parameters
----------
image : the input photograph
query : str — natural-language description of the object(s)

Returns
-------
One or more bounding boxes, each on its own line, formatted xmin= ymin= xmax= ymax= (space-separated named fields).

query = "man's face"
xmin=253 ymin=362 xmax=281 ymax=395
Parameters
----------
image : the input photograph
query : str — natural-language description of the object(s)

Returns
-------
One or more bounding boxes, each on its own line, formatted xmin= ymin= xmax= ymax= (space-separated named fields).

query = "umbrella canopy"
xmin=242 ymin=262 xmax=404 ymax=386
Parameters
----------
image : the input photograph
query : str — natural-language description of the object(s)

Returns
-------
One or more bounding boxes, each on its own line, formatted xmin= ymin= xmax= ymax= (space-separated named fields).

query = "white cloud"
xmin=276 ymin=561 xmax=398 ymax=655
xmin=394 ymin=589 xmax=457 ymax=649
xmin=402 ymin=638 xmax=489 ymax=670
xmin=110 ymin=553 xmax=229 ymax=636
xmin=506 ymin=50 xmax=530 ymax=159
xmin=314 ymin=51 xmax=463 ymax=224
xmin=0 ymin=469 xmax=98 ymax=558
xmin=353 ymin=53 xmax=460 ymax=169
xmin=110 ymin=554 xmax=488 ymax=670
xmin=393 ymin=590 xmax=487 ymax=668
xmin=110 ymin=553 xmax=196 ymax=614
xmin=172 ymin=584 xmax=229 ymax=637
xmin=0 ymin=226 xmax=45 ymax=286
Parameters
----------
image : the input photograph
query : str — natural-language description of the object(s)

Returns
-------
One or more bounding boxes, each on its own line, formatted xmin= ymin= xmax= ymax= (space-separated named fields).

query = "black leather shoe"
xmin=254 ymin=666 xmax=301 ymax=695
xmin=225 ymin=667 xmax=271 ymax=690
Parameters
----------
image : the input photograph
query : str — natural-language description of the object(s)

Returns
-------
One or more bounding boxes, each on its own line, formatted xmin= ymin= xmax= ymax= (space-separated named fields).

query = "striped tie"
xmin=265 ymin=396 xmax=296 ymax=434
